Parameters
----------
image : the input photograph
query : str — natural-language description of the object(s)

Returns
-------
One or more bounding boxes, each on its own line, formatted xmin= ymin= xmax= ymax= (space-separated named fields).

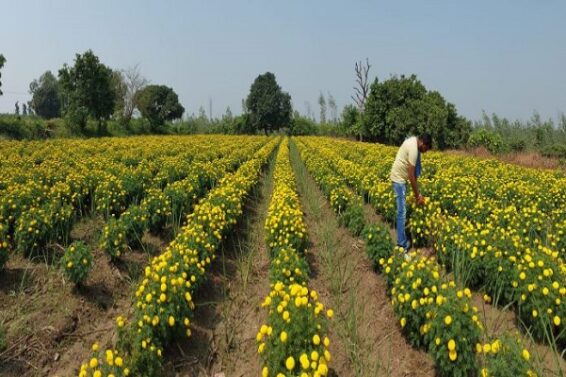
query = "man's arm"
xmin=408 ymin=164 xmax=425 ymax=205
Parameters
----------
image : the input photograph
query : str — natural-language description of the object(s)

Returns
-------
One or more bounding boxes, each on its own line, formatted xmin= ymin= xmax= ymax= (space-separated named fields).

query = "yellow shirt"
xmin=390 ymin=136 xmax=418 ymax=183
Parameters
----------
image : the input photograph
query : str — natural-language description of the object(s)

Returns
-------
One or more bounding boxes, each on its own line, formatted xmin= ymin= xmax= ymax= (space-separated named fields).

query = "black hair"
xmin=419 ymin=133 xmax=433 ymax=148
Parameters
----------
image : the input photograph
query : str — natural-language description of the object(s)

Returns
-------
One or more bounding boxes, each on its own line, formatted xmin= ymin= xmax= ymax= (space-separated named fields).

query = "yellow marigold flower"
xmin=286 ymin=356 xmax=295 ymax=370
xmin=444 ymin=315 xmax=452 ymax=325
xmin=92 ymin=342 xmax=99 ymax=352
xmin=262 ymin=366 xmax=269 ymax=377
xmin=168 ymin=316 xmax=175 ymax=326
xmin=89 ymin=357 xmax=98 ymax=368
xmin=522 ymin=349 xmax=530 ymax=361
xmin=313 ymin=334 xmax=321 ymax=345
xmin=93 ymin=371 xmax=102 ymax=377
xmin=280 ymin=331 xmax=288 ymax=343
xmin=326 ymin=309 xmax=334 ymax=318
xmin=553 ymin=316 xmax=561 ymax=326
xmin=447 ymin=339 xmax=456 ymax=351
xmin=449 ymin=349 xmax=457 ymax=361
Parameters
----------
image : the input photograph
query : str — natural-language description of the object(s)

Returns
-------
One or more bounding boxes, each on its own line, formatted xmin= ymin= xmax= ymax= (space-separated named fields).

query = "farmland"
xmin=0 ymin=135 xmax=565 ymax=377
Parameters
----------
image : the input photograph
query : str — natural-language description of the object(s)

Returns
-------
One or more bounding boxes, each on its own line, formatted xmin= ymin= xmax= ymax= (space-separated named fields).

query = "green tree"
xmin=29 ymin=71 xmax=61 ymax=119
xmin=318 ymin=92 xmax=327 ymax=124
xmin=290 ymin=112 xmax=317 ymax=135
xmin=111 ymin=70 xmax=127 ymax=119
xmin=0 ymin=54 xmax=5 ymax=96
xmin=58 ymin=50 xmax=116 ymax=134
xmin=136 ymin=85 xmax=185 ymax=132
xmin=340 ymin=104 xmax=359 ymax=135
xmin=363 ymin=74 xmax=470 ymax=149
xmin=245 ymin=72 xmax=292 ymax=134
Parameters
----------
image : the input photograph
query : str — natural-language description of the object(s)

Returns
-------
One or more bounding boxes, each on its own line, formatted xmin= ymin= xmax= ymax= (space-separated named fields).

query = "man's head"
xmin=418 ymin=133 xmax=432 ymax=153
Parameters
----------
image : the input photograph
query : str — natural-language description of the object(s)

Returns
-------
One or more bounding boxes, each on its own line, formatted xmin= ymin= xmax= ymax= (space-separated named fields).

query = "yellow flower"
xmin=262 ymin=366 xmax=269 ymax=377
xmin=89 ymin=357 xmax=98 ymax=368
xmin=280 ymin=331 xmax=288 ymax=343
xmin=313 ymin=334 xmax=321 ymax=345
xmin=553 ymin=316 xmax=561 ymax=326
xmin=449 ymin=349 xmax=457 ymax=361
xmin=326 ymin=309 xmax=334 ymax=318
xmin=286 ymin=356 xmax=295 ymax=370
xmin=522 ymin=349 xmax=530 ymax=361
xmin=92 ymin=342 xmax=99 ymax=352
xmin=447 ymin=339 xmax=456 ymax=351
xmin=444 ymin=315 xmax=452 ymax=325
xmin=168 ymin=316 xmax=175 ymax=326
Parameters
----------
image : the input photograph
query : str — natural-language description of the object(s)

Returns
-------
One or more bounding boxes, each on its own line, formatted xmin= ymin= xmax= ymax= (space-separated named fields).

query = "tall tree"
xmin=327 ymin=92 xmax=337 ymax=123
xmin=22 ymin=103 xmax=27 ymax=116
xmin=352 ymin=59 xmax=371 ymax=112
xmin=136 ymin=84 xmax=185 ymax=132
xmin=14 ymin=101 xmax=19 ymax=115
xmin=29 ymin=71 xmax=61 ymax=119
xmin=111 ymin=70 xmax=127 ymax=118
xmin=363 ymin=74 xmax=470 ymax=149
xmin=318 ymin=92 xmax=327 ymax=124
xmin=245 ymin=72 xmax=292 ymax=134
xmin=59 ymin=50 xmax=116 ymax=134
xmin=121 ymin=64 xmax=148 ymax=122
xmin=0 ymin=54 xmax=5 ymax=96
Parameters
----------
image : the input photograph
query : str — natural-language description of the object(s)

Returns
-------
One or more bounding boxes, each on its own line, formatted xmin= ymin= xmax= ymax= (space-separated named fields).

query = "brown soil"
xmin=0 ymin=215 xmax=162 ymax=377
xmin=446 ymin=147 xmax=565 ymax=171
xmin=472 ymin=294 xmax=566 ymax=376
xmin=292 ymin=149 xmax=435 ymax=377
xmin=165 ymin=161 xmax=274 ymax=376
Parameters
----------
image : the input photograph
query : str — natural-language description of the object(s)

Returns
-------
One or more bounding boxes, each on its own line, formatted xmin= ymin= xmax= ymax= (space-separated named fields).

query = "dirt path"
xmin=166 ymin=158 xmax=275 ymax=377
xmin=290 ymin=144 xmax=435 ymax=377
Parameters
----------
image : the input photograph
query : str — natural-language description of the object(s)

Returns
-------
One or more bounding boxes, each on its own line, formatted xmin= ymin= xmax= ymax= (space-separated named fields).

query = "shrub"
xmin=468 ymin=128 xmax=505 ymax=154
xmin=62 ymin=241 xmax=93 ymax=286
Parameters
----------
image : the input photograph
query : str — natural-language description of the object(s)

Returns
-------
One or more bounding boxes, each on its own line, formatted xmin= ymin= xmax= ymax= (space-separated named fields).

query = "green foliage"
xmin=62 ymin=241 xmax=93 ymax=286
xmin=59 ymin=50 xmax=116 ymax=134
xmin=478 ymin=335 xmax=536 ymax=377
xmin=246 ymin=72 xmax=292 ymax=134
xmin=338 ymin=201 xmax=365 ymax=236
xmin=540 ymin=143 xmax=566 ymax=159
xmin=136 ymin=85 xmax=185 ymax=132
xmin=362 ymin=74 xmax=471 ymax=149
xmin=0 ymin=222 xmax=9 ymax=269
xmin=339 ymin=104 xmax=359 ymax=136
xmin=0 ymin=115 xmax=47 ymax=139
xmin=362 ymin=223 xmax=392 ymax=270
xmin=468 ymin=128 xmax=505 ymax=154
xmin=0 ymin=54 xmax=5 ymax=96
xmin=290 ymin=113 xmax=317 ymax=136
xmin=29 ymin=71 xmax=61 ymax=119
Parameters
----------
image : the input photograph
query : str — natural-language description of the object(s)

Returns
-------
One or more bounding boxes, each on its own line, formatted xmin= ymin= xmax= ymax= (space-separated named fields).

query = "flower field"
xmin=0 ymin=135 xmax=564 ymax=376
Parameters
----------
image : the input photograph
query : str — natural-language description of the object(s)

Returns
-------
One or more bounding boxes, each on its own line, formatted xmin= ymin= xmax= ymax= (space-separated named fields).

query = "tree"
xmin=362 ymin=74 xmax=470 ymax=149
xmin=59 ymin=50 xmax=116 ymax=134
xmin=327 ymin=92 xmax=337 ymax=123
xmin=29 ymin=71 xmax=61 ymax=119
xmin=111 ymin=70 xmax=127 ymax=119
xmin=22 ymin=103 xmax=27 ymax=115
xmin=14 ymin=101 xmax=19 ymax=115
xmin=136 ymin=85 xmax=185 ymax=132
xmin=121 ymin=64 xmax=148 ymax=122
xmin=318 ymin=92 xmax=327 ymax=124
xmin=0 ymin=54 xmax=5 ymax=96
xmin=245 ymin=72 xmax=292 ymax=135
xmin=352 ymin=59 xmax=371 ymax=112
xmin=340 ymin=104 xmax=359 ymax=135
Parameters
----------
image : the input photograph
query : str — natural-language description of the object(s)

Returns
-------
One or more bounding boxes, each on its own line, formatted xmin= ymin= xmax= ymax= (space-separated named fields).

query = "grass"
xmin=289 ymin=139 xmax=388 ymax=377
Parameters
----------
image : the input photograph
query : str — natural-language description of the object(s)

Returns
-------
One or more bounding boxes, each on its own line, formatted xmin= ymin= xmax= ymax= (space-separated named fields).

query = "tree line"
xmin=1 ymin=51 xmax=565 ymax=159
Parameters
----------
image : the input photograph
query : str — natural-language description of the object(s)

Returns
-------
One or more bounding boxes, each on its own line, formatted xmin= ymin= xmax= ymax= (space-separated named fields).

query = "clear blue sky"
xmin=1 ymin=0 xmax=565 ymax=122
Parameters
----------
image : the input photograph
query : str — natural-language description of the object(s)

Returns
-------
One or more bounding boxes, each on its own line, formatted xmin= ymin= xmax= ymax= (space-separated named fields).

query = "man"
xmin=389 ymin=133 xmax=432 ymax=258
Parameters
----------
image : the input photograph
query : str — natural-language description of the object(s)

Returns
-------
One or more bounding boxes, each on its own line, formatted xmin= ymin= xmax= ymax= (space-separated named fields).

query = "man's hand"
xmin=416 ymin=194 xmax=426 ymax=206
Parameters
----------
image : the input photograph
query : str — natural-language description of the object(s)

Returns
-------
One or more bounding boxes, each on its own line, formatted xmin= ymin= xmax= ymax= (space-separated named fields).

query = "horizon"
xmin=1 ymin=1 xmax=565 ymax=123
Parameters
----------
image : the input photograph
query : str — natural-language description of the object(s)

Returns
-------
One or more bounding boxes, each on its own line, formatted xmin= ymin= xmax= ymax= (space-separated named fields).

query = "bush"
xmin=540 ymin=143 xmax=566 ymax=159
xmin=468 ymin=128 xmax=505 ymax=154
xmin=62 ymin=241 xmax=93 ymax=286
xmin=362 ymin=223 xmax=392 ymax=270
xmin=0 ymin=115 xmax=47 ymax=139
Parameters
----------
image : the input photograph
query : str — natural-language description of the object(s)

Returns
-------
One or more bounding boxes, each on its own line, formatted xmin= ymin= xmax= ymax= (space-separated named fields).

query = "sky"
xmin=0 ymin=0 xmax=565 ymax=122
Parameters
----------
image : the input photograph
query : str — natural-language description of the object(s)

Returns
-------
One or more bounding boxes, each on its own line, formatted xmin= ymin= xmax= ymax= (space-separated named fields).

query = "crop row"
xmin=0 ymin=136 xmax=268 ymax=268
xmin=257 ymin=138 xmax=333 ymax=377
xmin=297 ymin=137 xmax=566 ymax=348
xmin=78 ymin=137 xmax=279 ymax=376
xmin=294 ymin=138 xmax=537 ymax=377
